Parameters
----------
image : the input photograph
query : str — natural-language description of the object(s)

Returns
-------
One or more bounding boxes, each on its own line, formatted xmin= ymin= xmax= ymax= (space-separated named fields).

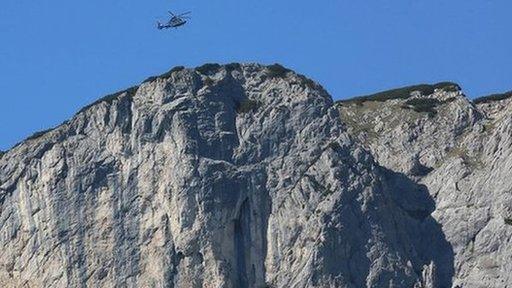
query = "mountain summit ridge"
xmin=4 ymin=63 xmax=510 ymax=154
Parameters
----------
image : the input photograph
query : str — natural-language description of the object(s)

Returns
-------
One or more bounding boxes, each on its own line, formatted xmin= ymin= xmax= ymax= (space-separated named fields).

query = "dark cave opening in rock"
xmin=234 ymin=199 xmax=252 ymax=288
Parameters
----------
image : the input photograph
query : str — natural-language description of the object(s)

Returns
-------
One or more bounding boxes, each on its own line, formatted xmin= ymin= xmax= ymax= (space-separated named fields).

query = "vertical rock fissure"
xmin=234 ymin=199 xmax=251 ymax=288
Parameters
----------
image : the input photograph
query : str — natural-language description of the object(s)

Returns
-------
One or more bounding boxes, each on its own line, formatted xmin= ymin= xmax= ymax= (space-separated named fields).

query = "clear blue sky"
xmin=1 ymin=1 xmax=511 ymax=150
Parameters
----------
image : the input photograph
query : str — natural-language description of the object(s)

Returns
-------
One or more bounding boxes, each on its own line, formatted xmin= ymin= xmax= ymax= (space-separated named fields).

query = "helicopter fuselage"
xmin=158 ymin=20 xmax=187 ymax=30
xmin=171 ymin=20 xmax=186 ymax=27
xmin=157 ymin=11 xmax=190 ymax=30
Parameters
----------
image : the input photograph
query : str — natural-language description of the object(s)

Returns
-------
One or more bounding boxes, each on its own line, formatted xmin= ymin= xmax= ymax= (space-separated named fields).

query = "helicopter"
xmin=157 ymin=11 xmax=191 ymax=30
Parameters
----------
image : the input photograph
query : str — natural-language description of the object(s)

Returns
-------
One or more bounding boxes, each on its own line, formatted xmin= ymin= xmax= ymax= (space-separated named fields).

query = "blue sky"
xmin=0 ymin=1 xmax=511 ymax=150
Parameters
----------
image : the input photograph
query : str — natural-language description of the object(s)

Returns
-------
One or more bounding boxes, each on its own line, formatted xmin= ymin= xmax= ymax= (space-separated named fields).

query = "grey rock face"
xmin=0 ymin=64 xmax=504 ymax=288
xmin=338 ymin=87 xmax=512 ymax=288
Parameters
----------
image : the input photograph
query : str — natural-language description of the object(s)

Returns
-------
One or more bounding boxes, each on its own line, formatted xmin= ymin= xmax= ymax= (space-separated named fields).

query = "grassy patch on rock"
xmin=265 ymin=64 xmax=292 ymax=78
xmin=196 ymin=63 xmax=222 ymax=75
xmin=447 ymin=146 xmax=484 ymax=169
xmin=474 ymin=91 xmax=512 ymax=104
xmin=401 ymin=96 xmax=458 ymax=117
xmin=25 ymin=129 xmax=54 ymax=142
xmin=225 ymin=63 xmax=242 ymax=72
xmin=402 ymin=98 xmax=441 ymax=115
xmin=142 ymin=66 xmax=185 ymax=83
xmin=237 ymin=99 xmax=262 ymax=113
xmin=337 ymin=82 xmax=459 ymax=105
xmin=77 ymin=86 xmax=139 ymax=115
xmin=203 ymin=77 xmax=215 ymax=86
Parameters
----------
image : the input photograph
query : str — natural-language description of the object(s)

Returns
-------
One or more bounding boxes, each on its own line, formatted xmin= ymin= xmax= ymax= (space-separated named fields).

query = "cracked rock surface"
xmin=338 ymin=86 xmax=512 ymax=288
xmin=0 ymin=64 xmax=509 ymax=287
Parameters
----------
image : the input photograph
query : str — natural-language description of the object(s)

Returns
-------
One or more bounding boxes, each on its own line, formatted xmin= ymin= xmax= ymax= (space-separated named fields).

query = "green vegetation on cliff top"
xmin=337 ymin=82 xmax=460 ymax=104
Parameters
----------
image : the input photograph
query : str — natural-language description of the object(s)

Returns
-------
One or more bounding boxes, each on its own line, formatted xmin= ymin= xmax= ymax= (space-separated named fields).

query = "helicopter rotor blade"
xmin=177 ymin=12 xmax=192 ymax=16
xmin=168 ymin=11 xmax=176 ymax=17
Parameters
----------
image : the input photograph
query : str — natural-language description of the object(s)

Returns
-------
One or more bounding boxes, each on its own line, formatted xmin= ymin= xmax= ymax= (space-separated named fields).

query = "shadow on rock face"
xmin=382 ymin=168 xmax=455 ymax=288
xmin=311 ymin=167 xmax=454 ymax=287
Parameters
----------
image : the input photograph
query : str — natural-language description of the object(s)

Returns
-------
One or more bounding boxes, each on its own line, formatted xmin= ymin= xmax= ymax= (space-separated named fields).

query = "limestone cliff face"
xmin=338 ymin=86 xmax=512 ymax=288
xmin=0 ymin=64 xmax=508 ymax=288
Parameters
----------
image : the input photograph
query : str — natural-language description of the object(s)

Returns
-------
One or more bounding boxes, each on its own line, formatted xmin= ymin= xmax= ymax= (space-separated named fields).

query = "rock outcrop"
xmin=0 ymin=63 xmax=510 ymax=287
xmin=338 ymin=85 xmax=512 ymax=288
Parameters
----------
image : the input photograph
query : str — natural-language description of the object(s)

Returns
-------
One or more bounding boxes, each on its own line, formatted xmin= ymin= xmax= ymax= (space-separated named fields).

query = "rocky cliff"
xmin=0 ymin=63 xmax=510 ymax=287
xmin=337 ymin=85 xmax=512 ymax=288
